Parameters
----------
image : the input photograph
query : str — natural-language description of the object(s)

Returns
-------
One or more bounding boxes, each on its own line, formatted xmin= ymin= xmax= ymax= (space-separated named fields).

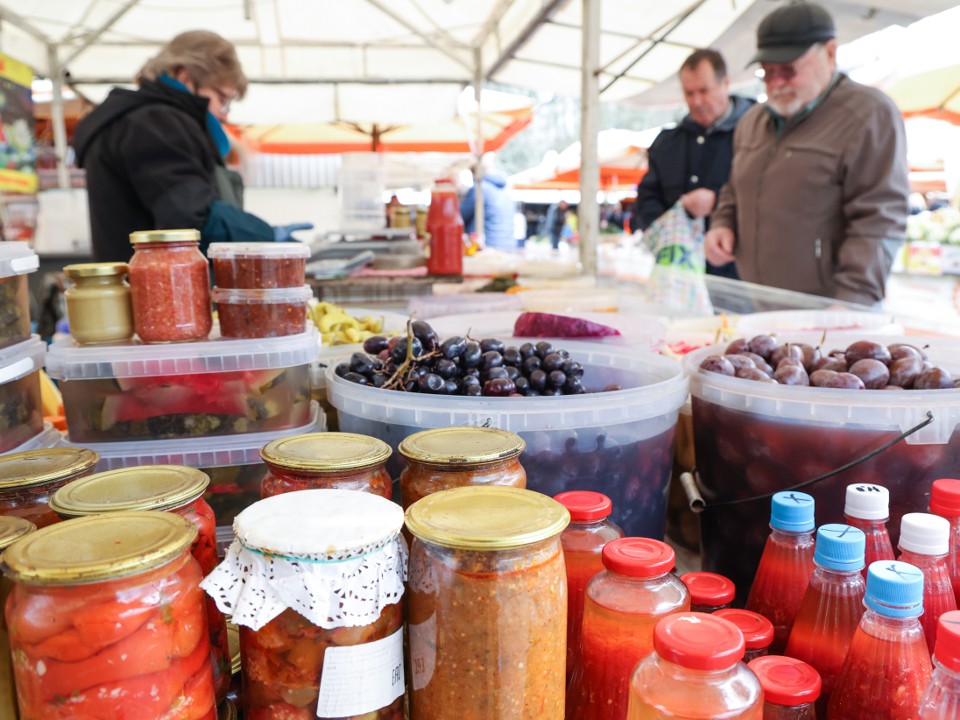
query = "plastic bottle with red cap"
xmin=554 ymin=490 xmax=624 ymax=683
xmin=919 ymin=609 xmax=960 ymax=718
xmin=745 ymin=491 xmax=817 ymax=655
xmin=843 ymin=483 xmax=895 ymax=576
xmin=715 ymin=608 xmax=774 ymax=662
xmin=897 ymin=512 xmax=958 ymax=654
xmin=566 ymin=537 xmax=690 ymax=720
xmin=426 ymin=178 xmax=464 ymax=276
xmin=681 ymin=571 xmax=736 ymax=613
xmin=748 ymin=656 xmax=821 ymax=720
xmin=828 ymin=560 xmax=932 ymax=719
xmin=929 ymin=478 xmax=960 ymax=606
xmin=626 ymin=612 xmax=763 ymax=719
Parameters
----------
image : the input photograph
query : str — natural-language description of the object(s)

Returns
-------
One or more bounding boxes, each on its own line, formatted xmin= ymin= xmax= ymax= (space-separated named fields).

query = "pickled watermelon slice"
xmin=513 ymin=312 xmax=621 ymax=338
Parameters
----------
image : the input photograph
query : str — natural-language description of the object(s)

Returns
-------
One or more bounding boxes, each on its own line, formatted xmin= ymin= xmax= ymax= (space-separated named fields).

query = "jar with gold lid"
xmin=49 ymin=465 xmax=231 ymax=702
xmin=63 ymin=262 xmax=134 ymax=344
xmin=2 ymin=511 xmax=216 ymax=719
xmin=128 ymin=228 xmax=212 ymax=343
xmin=0 ymin=517 xmax=35 ymax=719
xmin=260 ymin=432 xmax=393 ymax=500
xmin=405 ymin=486 xmax=569 ymax=719
xmin=0 ymin=448 xmax=100 ymax=528
xmin=398 ymin=426 xmax=526 ymax=509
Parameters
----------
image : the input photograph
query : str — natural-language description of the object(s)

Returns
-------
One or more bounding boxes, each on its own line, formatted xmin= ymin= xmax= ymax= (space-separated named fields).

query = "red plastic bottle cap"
xmin=554 ymin=491 xmax=612 ymax=522
xmin=601 ymin=537 xmax=674 ymax=578
xmin=747 ymin=656 xmax=822 ymax=706
xmin=680 ymin=572 xmax=736 ymax=606
xmin=714 ymin=609 xmax=774 ymax=650
xmin=934 ymin=610 xmax=960 ymax=672
xmin=653 ymin=612 xmax=745 ymax=670
xmin=930 ymin=479 xmax=960 ymax=519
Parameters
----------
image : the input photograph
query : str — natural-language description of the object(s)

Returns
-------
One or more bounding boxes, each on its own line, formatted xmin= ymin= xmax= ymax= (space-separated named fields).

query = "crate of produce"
xmin=0 ymin=242 xmax=38 ymax=349
xmin=0 ymin=336 xmax=45 ymax=454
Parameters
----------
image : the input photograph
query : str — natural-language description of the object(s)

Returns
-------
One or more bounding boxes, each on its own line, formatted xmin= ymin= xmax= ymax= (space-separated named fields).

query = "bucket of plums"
xmin=326 ymin=320 xmax=688 ymax=538
xmin=684 ymin=333 xmax=960 ymax=605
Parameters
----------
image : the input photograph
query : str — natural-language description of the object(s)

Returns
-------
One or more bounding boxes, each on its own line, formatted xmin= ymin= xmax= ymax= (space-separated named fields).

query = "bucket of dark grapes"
xmin=684 ymin=334 xmax=960 ymax=605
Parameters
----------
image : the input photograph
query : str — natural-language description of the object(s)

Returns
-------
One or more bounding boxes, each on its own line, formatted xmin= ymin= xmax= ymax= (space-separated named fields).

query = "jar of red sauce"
xmin=260 ymin=432 xmax=393 ymax=500
xmin=0 ymin=448 xmax=100 ymax=528
xmin=2 ymin=511 xmax=215 ymax=719
xmin=406 ymin=486 xmax=569 ymax=719
xmin=426 ymin=179 xmax=463 ymax=276
xmin=48 ymin=464 xmax=231 ymax=703
xmin=0 ymin=516 xmax=35 ymax=719
xmin=399 ymin=426 xmax=526 ymax=509
xmin=128 ymin=229 xmax=212 ymax=343
xmin=681 ymin=571 xmax=736 ymax=613
xmin=748 ymin=655 xmax=821 ymax=720
xmin=715 ymin=608 xmax=774 ymax=662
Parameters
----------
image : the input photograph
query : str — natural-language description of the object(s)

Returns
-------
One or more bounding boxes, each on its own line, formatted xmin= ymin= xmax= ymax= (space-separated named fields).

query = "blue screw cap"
xmin=770 ymin=491 xmax=815 ymax=532
xmin=814 ymin=524 xmax=865 ymax=571
xmin=865 ymin=560 xmax=924 ymax=618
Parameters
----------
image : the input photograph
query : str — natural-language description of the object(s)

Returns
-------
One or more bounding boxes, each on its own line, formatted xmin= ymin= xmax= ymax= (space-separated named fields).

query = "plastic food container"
xmin=212 ymin=285 xmax=312 ymax=339
xmin=0 ymin=336 xmax=45 ymax=454
xmin=47 ymin=327 xmax=319 ymax=443
xmin=3 ymin=422 xmax=61 ymax=456
xmin=209 ymin=242 xmax=310 ymax=289
xmin=328 ymin=339 xmax=688 ymax=538
xmin=0 ymin=242 xmax=38 ymax=349
xmin=736 ymin=310 xmax=903 ymax=337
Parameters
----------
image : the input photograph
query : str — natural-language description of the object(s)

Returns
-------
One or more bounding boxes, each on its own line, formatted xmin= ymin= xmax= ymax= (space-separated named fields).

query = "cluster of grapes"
xmin=335 ymin=320 xmax=588 ymax=397
xmin=700 ymin=335 xmax=959 ymax=390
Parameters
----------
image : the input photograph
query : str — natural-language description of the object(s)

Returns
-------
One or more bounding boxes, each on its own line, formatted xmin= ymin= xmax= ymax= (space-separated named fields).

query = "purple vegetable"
xmin=513 ymin=312 xmax=621 ymax=339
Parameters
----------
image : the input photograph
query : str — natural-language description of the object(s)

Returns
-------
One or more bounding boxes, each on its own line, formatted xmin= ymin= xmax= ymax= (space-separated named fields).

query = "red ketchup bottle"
xmin=828 ymin=560 xmax=932 ymax=719
xmin=897 ymin=512 xmax=958 ymax=654
xmin=715 ymin=608 xmax=774 ymax=662
xmin=843 ymin=482 xmax=895 ymax=575
xmin=784 ymin=524 xmax=866 ymax=714
xmin=929 ymin=478 xmax=960 ymax=606
xmin=681 ymin=571 xmax=735 ymax=613
xmin=919 ymin=610 xmax=960 ymax=719
xmin=745 ymin=491 xmax=817 ymax=655
xmin=748 ymin=655 xmax=821 ymax=720
xmin=426 ymin=178 xmax=464 ymax=276
xmin=554 ymin=490 xmax=624 ymax=683
xmin=566 ymin=538 xmax=690 ymax=720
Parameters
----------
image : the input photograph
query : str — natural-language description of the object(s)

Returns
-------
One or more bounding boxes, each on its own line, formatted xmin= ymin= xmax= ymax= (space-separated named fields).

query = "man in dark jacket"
xmin=634 ymin=49 xmax=754 ymax=279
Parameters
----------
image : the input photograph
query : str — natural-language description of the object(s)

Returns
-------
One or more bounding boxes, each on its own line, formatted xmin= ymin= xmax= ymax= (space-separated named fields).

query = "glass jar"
xmin=406 ymin=486 xmax=569 ymax=719
xmin=49 ymin=464 xmax=231 ymax=702
xmin=398 ymin=426 xmax=526 ymax=509
xmin=63 ymin=262 xmax=134 ymax=344
xmin=3 ymin=512 xmax=215 ymax=720
xmin=426 ymin=179 xmax=464 ymax=276
xmin=0 ymin=517 xmax=35 ymax=720
xmin=0 ymin=448 xmax=100 ymax=528
xmin=680 ymin=571 xmax=735 ymax=613
xmin=202 ymin=489 xmax=407 ymax=720
xmin=260 ymin=432 xmax=393 ymax=499
xmin=627 ymin=612 xmax=763 ymax=719
xmin=919 ymin=609 xmax=960 ymax=718
xmin=747 ymin=656 xmax=821 ymax=720
xmin=128 ymin=229 xmax=212 ymax=343
xmin=714 ymin=609 xmax=774 ymax=662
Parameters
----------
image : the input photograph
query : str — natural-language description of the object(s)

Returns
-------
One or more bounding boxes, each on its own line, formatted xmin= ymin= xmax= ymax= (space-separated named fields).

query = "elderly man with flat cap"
xmin=705 ymin=1 xmax=909 ymax=305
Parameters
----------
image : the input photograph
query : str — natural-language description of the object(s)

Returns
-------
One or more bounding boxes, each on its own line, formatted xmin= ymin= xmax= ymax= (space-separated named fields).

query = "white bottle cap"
xmin=844 ymin=483 xmax=890 ymax=520
xmin=899 ymin=512 xmax=950 ymax=556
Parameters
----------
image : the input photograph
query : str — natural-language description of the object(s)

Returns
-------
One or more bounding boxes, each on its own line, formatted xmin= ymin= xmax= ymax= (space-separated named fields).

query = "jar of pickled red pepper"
xmin=406 ymin=486 xmax=569 ymax=720
xmin=0 ymin=517 xmax=35 ymax=720
xmin=747 ymin=655 xmax=821 ymax=720
xmin=202 ymin=489 xmax=407 ymax=720
xmin=128 ymin=229 xmax=212 ymax=343
xmin=2 ymin=511 xmax=215 ymax=720
xmin=63 ymin=262 xmax=134 ymax=344
xmin=260 ymin=432 xmax=393 ymax=500
xmin=49 ymin=465 xmax=231 ymax=702
xmin=0 ymin=448 xmax=100 ymax=528
xmin=398 ymin=426 xmax=526 ymax=509
xmin=715 ymin=608 xmax=774 ymax=662
xmin=681 ymin=571 xmax=736 ymax=613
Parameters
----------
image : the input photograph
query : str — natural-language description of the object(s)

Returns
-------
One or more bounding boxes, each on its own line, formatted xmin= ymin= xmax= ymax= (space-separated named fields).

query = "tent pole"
xmin=47 ymin=45 xmax=70 ymax=190
xmin=473 ymin=48 xmax=485 ymax=248
xmin=579 ymin=0 xmax=600 ymax=277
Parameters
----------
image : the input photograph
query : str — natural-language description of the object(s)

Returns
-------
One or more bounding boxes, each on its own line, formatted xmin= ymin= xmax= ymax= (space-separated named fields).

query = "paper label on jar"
xmin=316 ymin=627 xmax=404 ymax=717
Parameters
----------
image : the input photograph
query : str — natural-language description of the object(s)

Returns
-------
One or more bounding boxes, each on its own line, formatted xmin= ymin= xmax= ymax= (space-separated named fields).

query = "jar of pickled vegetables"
xmin=715 ymin=608 xmax=774 ymax=662
xmin=0 ymin=517 xmax=35 ymax=719
xmin=128 ymin=229 xmax=212 ymax=343
xmin=747 ymin=656 xmax=821 ymax=720
xmin=2 ymin=511 xmax=215 ymax=719
xmin=49 ymin=465 xmax=231 ymax=702
xmin=0 ymin=448 xmax=100 ymax=528
xmin=398 ymin=426 xmax=526 ymax=509
xmin=680 ymin=571 xmax=736 ymax=613
xmin=202 ymin=489 xmax=407 ymax=720
xmin=63 ymin=262 xmax=134 ymax=344
xmin=406 ymin=486 xmax=569 ymax=720
xmin=260 ymin=432 xmax=393 ymax=500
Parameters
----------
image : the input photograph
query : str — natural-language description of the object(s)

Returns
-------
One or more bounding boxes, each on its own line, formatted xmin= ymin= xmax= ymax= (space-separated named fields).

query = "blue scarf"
xmin=158 ymin=74 xmax=231 ymax=158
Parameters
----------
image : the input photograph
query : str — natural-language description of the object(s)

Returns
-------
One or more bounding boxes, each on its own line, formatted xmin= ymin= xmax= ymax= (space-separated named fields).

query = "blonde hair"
xmin=137 ymin=30 xmax=248 ymax=97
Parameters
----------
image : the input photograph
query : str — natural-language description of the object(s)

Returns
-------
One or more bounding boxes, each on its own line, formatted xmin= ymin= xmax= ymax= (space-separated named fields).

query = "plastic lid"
xmin=934 ymin=610 xmax=960 ymax=672
xmin=211 ymin=285 xmax=313 ymax=305
xmin=602 ymin=537 xmax=675 ymax=578
xmin=399 ymin=427 xmax=525 ymax=466
xmin=50 ymin=465 xmax=210 ymax=517
xmin=46 ymin=326 xmax=320 ymax=380
xmin=864 ymin=560 xmax=924 ymax=618
xmin=130 ymin=229 xmax=199 ymax=244
xmin=0 ymin=336 xmax=45 ymax=386
xmin=930 ymin=479 xmax=960 ymax=519
xmin=405 ymin=486 xmax=569 ymax=551
xmin=64 ymin=262 xmax=129 ymax=279
xmin=748 ymin=656 xmax=822 ymax=706
xmin=770 ymin=491 xmax=815 ymax=532
xmin=261 ymin=431 xmax=391 ymax=472
xmin=899 ymin=512 xmax=950 ymax=556
xmin=554 ymin=491 xmax=613 ymax=522
xmin=0 ymin=517 xmax=35 ymax=552
xmin=714 ymin=609 xmax=774 ymax=650
xmin=0 ymin=241 xmax=39 ymax=278
xmin=235 ymin=489 xmax=403 ymax=559
xmin=208 ymin=242 xmax=311 ymax=259
xmin=844 ymin=483 xmax=890 ymax=520
xmin=653 ymin=612 xmax=745 ymax=670
xmin=814 ymin=524 xmax=865 ymax=571
xmin=681 ymin=572 xmax=736 ymax=606
xmin=0 ymin=447 xmax=100 ymax=490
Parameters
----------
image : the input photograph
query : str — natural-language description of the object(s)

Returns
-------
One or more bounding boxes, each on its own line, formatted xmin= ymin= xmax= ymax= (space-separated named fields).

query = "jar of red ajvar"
xmin=128 ymin=229 xmax=212 ymax=343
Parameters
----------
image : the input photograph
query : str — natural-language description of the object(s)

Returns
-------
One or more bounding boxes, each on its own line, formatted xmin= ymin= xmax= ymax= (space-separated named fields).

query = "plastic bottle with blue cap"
xmin=828 ymin=560 xmax=932 ymax=718
xmin=919 ymin=609 xmax=960 ymax=718
xmin=745 ymin=490 xmax=817 ymax=655
xmin=843 ymin=483 xmax=895 ymax=575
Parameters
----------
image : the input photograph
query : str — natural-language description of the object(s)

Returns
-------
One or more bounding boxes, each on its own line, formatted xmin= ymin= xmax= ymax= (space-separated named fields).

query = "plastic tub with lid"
xmin=2 ymin=422 xmax=61 ymax=456
xmin=47 ymin=327 xmax=319 ymax=443
xmin=327 ymin=339 xmax=688 ymax=538
xmin=0 ymin=337 xmax=45 ymax=454
xmin=212 ymin=285 xmax=312 ymax=339
xmin=0 ymin=242 xmax=38 ymax=350
xmin=208 ymin=242 xmax=310 ymax=289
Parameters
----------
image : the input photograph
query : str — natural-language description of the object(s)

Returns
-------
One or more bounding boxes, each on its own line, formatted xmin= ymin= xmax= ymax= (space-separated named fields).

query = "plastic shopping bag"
xmin=641 ymin=200 xmax=714 ymax=315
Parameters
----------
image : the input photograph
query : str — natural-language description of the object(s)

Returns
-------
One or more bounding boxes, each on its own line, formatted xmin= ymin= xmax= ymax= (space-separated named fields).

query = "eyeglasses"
xmin=205 ymin=86 xmax=238 ymax=113
xmin=760 ymin=45 xmax=820 ymax=83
